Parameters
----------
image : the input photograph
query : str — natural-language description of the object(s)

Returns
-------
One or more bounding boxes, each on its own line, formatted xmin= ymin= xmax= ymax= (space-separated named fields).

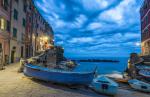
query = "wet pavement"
xmin=0 ymin=62 xmax=149 ymax=97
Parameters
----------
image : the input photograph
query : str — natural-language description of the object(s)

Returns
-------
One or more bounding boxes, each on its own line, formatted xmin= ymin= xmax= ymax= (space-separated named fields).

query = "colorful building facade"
xmin=0 ymin=0 xmax=10 ymax=69
xmin=0 ymin=0 xmax=54 ymax=66
xmin=140 ymin=0 xmax=150 ymax=55
xmin=10 ymin=0 xmax=26 ymax=63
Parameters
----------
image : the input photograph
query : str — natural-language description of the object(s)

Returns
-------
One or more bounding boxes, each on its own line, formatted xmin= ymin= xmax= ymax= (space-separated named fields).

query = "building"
xmin=0 ymin=0 xmax=54 ymax=66
xmin=55 ymin=46 xmax=64 ymax=64
xmin=0 ymin=0 xmax=11 ymax=69
xmin=0 ymin=0 xmax=54 ymax=67
xmin=33 ymin=8 xmax=54 ymax=55
xmin=8 ymin=0 xmax=54 ymax=63
xmin=10 ymin=0 xmax=26 ymax=63
xmin=140 ymin=0 xmax=150 ymax=55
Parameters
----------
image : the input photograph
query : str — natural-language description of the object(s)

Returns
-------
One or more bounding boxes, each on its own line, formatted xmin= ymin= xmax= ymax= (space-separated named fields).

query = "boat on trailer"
xmin=128 ymin=79 xmax=150 ymax=92
xmin=24 ymin=64 xmax=95 ymax=85
xmin=90 ymin=76 xmax=118 ymax=96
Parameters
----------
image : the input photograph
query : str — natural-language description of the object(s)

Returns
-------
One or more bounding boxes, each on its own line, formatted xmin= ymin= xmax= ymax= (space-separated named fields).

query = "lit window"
xmin=0 ymin=18 xmax=5 ymax=30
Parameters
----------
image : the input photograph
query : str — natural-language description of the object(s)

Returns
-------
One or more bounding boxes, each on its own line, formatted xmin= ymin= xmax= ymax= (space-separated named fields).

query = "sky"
xmin=34 ymin=0 xmax=143 ymax=58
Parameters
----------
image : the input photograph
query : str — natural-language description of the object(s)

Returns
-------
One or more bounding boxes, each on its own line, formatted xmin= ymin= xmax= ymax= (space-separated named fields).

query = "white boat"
xmin=90 ymin=76 xmax=118 ymax=96
xmin=139 ymin=70 xmax=150 ymax=78
xmin=139 ymin=70 xmax=150 ymax=81
xmin=136 ymin=65 xmax=150 ymax=70
xmin=128 ymin=79 xmax=150 ymax=92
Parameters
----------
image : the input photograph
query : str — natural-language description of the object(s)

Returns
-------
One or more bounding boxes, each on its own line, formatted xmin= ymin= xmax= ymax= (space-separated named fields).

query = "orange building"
xmin=0 ymin=0 xmax=10 ymax=69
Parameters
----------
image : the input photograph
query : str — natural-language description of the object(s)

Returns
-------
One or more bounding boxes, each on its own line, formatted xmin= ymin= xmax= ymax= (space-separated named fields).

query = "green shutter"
xmin=13 ymin=28 xmax=17 ymax=38
xmin=22 ymin=18 xmax=26 ymax=27
xmin=14 ymin=9 xmax=18 ymax=20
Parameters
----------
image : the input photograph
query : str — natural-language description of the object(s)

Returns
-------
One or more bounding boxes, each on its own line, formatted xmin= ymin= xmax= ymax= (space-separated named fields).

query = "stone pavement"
xmin=0 ymin=63 xmax=150 ymax=97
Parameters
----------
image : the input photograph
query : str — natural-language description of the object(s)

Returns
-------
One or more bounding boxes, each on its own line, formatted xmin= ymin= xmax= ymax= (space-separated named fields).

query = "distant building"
xmin=140 ymin=0 xmax=150 ymax=55
xmin=46 ymin=46 xmax=64 ymax=67
xmin=55 ymin=46 xmax=64 ymax=64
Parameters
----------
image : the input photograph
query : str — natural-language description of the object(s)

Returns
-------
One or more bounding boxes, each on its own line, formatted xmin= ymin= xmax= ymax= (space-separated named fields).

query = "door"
xmin=21 ymin=46 xmax=24 ymax=58
xmin=0 ymin=43 xmax=3 ymax=69
xmin=11 ymin=51 xmax=15 ymax=63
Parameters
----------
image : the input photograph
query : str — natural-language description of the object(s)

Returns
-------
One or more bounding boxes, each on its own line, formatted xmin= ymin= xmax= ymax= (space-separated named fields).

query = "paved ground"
xmin=0 ymin=63 xmax=150 ymax=97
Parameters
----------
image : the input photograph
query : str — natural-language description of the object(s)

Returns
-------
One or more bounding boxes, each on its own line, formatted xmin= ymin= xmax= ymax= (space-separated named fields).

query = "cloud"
xmin=99 ymin=0 xmax=137 ymax=25
xmin=34 ymin=0 xmax=142 ymax=57
xmin=69 ymin=37 xmax=94 ymax=43
xmin=56 ymin=41 xmax=64 ymax=45
xmin=74 ymin=14 xmax=87 ymax=28
xmin=87 ymin=22 xmax=102 ymax=30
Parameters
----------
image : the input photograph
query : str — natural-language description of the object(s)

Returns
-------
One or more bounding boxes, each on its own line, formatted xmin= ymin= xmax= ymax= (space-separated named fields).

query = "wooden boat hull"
xmin=128 ymin=79 xmax=150 ymax=92
xmin=90 ymin=76 xmax=118 ymax=95
xmin=115 ymin=78 xmax=128 ymax=83
xmin=24 ymin=64 xmax=95 ymax=85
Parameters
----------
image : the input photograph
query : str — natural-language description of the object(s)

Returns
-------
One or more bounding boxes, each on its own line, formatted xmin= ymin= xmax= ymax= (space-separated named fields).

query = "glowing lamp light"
xmin=44 ymin=36 xmax=48 ymax=41
xmin=135 ymin=42 xmax=140 ymax=46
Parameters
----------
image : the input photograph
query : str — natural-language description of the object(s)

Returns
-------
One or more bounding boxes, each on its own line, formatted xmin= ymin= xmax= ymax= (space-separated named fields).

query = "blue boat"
xmin=24 ymin=64 xmax=95 ymax=85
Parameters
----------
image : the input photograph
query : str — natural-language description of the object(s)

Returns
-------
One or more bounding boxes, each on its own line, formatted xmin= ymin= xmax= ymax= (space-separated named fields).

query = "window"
xmin=13 ymin=28 xmax=17 ymax=38
xmin=7 ymin=20 xmax=10 ymax=32
xmin=23 ymin=0 xmax=27 ymax=12
xmin=14 ymin=9 xmax=18 ymax=20
xmin=23 ymin=4 xmax=27 ymax=12
xmin=15 ymin=0 xmax=18 ymax=3
xmin=146 ymin=16 xmax=149 ymax=25
xmin=0 ymin=18 xmax=5 ymax=30
xmin=21 ymin=33 xmax=25 ymax=42
xmin=0 ymin=18 xmax=6 ymax=30
xmin=29 ymin=4 xmax=32 ymax=10
xmin=22 ymin=18 xmax=26 ymax=27
xmin=1 ymin=0 xmax=9 ymax=11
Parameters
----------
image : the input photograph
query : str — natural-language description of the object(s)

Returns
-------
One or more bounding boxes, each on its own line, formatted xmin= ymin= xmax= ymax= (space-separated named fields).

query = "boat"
xmin=136 ymin=65 xmax=150 ymax=70
xmin=144 ymin=62 xmax=150 ymax=65
xmin=90 ymin=76 xmax=118 ymax=96
xmin=128 ymin=79 xmax=150 ymax=92
xmin=139 ymin=70 xmax=150 ymax=81
xmin=115 ymin=78 xmax=129 ymax=83
xmin=23 ymin=64 xmax=95 ymax=85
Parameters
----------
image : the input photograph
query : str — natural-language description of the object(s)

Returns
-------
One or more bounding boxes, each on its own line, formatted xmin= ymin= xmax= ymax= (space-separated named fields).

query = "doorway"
xmin=21 ymin=46 xmax=24 ymax=58
xmin=11 ymin=47 xmax=16 ymax=63
xmin=0 ymin=43 xmax=3 ymax=69
xmin=11 ymin=51 xmax=15 ymax=63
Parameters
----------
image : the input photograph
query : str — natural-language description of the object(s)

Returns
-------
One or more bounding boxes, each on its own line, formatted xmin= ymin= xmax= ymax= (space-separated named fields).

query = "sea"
xmin=70 ymin=57 xmax=129 ymax=78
